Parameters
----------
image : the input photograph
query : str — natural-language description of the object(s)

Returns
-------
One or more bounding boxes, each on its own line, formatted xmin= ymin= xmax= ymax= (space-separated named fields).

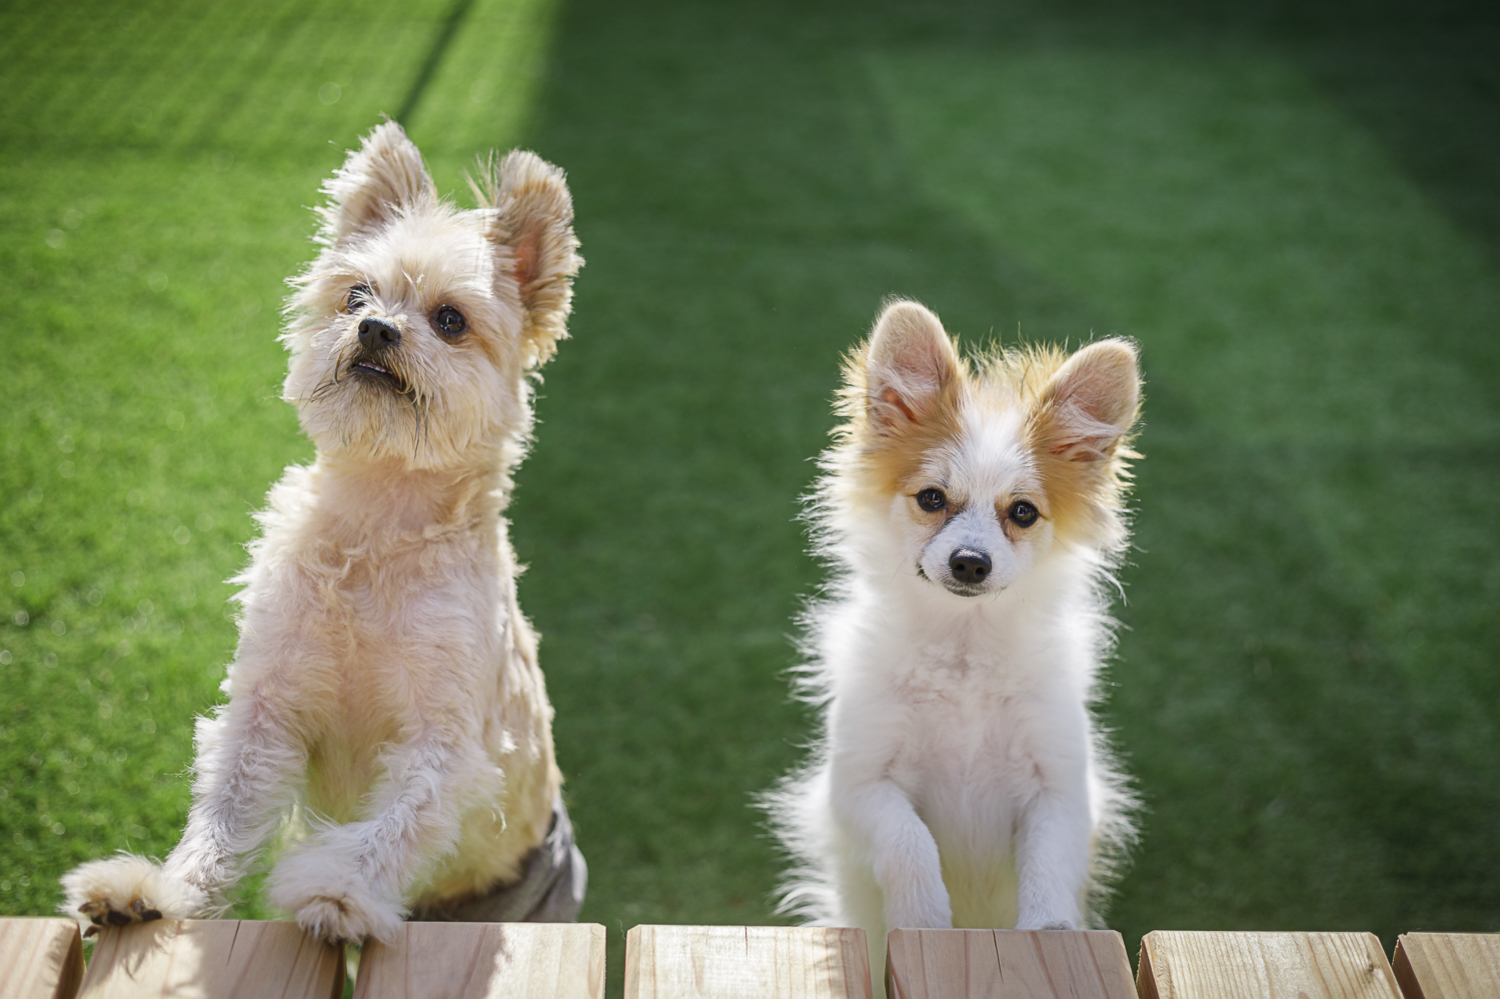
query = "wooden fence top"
xmin=8 ymin=916 xmax=1500 ymax=999
xmin=353 ymin=921 xmax=606 ymax=999
xmin=0 ymin=918 xmax=84 ymax=999
xmin=1138 ymin=931 xmax=1402 ymax=999
xmin=1392 ymin=933 xmax=1500 ymax=999
xmin=886 ymin=928 xmax=1134 ymax=999
xmin=76 ymin=919 xmax=343 ymax=999
xmin=625 ymin=925 xmax=872 ymax=999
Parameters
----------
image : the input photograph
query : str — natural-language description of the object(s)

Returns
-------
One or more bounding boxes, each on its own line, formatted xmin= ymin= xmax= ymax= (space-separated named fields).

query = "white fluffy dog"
xmin=768 ymin=300 xmax=1141 ymax=980
xmin=62 ymin=121 xmax=584 ymax=943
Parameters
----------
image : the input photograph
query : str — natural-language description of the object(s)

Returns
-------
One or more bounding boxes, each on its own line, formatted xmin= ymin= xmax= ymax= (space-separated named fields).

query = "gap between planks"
xmin=0 ymin=917 xmax=84 ymax=999
xmin=1392 ymin=933 xmax=1500 ymax=999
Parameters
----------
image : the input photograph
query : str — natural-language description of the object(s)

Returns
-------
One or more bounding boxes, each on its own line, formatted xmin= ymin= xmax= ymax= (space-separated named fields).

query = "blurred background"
xmin=2 ymin=0 xmax=1498 ymax=990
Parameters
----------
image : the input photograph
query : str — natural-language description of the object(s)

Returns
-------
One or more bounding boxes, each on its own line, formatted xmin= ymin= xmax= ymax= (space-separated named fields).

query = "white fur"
xmin=61 ymin=122 xmax=582 ymax=943
xmin=767 ymin=301 xmax=1139 ymax=988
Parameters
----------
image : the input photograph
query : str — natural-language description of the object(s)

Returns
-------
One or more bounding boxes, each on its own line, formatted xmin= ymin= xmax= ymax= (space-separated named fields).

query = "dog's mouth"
xmin=918 ymin=563 xmax=992 ymax=598
xmin=348 ymin=356 xmax=410 ymax=394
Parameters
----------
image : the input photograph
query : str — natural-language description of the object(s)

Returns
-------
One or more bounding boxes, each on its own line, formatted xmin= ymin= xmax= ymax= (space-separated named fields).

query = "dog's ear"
xmin=317 ymin=121 xmax=436 ymax=243
xmin=1033 ymin=339 xmax=1140 ymax=463
xmin=861 ymin=300 xmax=961 ymax=431
xmin=475 ymin=150 xmax=582 ymax=368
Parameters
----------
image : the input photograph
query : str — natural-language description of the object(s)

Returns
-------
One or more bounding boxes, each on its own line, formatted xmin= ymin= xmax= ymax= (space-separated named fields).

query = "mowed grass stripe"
xmin=0 ymin=0 xmax=447 ymax=159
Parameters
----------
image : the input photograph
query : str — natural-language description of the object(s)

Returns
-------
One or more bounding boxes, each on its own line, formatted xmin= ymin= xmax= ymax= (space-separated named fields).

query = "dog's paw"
xmin=883 ymin=882 xmax=953 ymax=930
xmin=1017 ymin=912 xmax=1079 ymax=931
xmin=268 ymin=847 xmax=404 ymax=944
xmin=61 ymin=854 xmax=208 ymax=936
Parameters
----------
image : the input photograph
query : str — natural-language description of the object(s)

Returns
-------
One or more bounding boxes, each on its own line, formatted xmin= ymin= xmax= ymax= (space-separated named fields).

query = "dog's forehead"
xmin=930 ymin=401 xmax=1036 ymax=496
xmin=351 ymin=212 xmax=495 ymax=302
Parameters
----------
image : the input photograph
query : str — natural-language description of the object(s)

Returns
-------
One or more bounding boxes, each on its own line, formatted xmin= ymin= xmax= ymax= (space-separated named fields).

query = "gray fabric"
xmin=410 ymin=796 xmax=586 ymax=923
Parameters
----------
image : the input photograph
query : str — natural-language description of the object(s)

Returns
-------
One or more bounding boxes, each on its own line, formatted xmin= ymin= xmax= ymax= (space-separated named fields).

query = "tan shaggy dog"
xmin=61 ymin=121 xmax=584 ymax=944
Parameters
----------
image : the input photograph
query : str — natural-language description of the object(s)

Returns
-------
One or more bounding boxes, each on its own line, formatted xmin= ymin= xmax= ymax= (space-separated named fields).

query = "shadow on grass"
xmin=513 ymin=0 xmax=1500 ymax=988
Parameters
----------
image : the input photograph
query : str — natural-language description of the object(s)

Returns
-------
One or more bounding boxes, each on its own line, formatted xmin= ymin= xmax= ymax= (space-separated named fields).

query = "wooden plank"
xmin=886 ymin=928 xmax=1134 ymax=999
xmin=77 ymin=920 xmax=342 ymax=999
xmin=625 ymin=925 xmax=872 ymax=999
xmin=1392 ymin=933 xmax=1500 ymax=999
xmin=353 ymin=922 xmax=606 ymax=999
xmin=0 ymin=918 xmax=84 ymax=999
xmin=1137 ymin=931 xmax=1401 ymax=999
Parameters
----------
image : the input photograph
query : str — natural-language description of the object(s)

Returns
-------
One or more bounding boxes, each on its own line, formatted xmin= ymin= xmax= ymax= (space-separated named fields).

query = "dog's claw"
xmin=79 ymin=895 xmax=161 ymax=931
xmin=83 ymin=925 xmax=98 ymax=938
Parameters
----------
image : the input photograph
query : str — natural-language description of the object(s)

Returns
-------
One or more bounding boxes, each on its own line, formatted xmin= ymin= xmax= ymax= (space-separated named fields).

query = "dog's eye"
xmin=915 ymin=488 xmax=947 ymax=512
xmin=1008 ymin=500 xmax=1039 ymax=527
xmin=433 ymin=305 xmax=467 ymax=337
xmin=346 ymin=284 xmax=371 ymax=313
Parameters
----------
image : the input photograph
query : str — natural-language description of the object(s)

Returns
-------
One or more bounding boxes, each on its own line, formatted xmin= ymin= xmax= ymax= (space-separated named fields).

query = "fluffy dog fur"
xmin=767 ymin=300 xmax=1141 ymax=983
xmin=61 ymin=121 xmax=582 ymax=943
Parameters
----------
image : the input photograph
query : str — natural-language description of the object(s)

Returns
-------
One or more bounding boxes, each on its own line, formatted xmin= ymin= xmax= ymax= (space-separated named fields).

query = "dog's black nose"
xmin=357 ymin=317 xmax=401 ymax=350
xmin=948 ymin=548 xmax=991 ymax=586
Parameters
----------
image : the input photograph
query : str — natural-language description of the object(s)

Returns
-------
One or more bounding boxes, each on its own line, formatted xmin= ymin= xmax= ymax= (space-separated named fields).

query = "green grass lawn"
xmin=3 ymin=0 xmax=1499 ymax=990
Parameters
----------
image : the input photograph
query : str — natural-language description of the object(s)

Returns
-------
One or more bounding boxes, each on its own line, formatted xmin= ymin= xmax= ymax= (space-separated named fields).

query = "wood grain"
xmin=625 ymin=925 xmax=872 ymax=999
xmin=76 ymin=920 xmax=343 ymax=999
xmin=1137 ymin=931 xmax=1401 ymax=999
xmin=1392 ymin=933 xmax=1500 ymax=999
xmin=886 ymin=929 xmax=1134 ymax=999
xmin=353 ymin=922 xmax=606 ymax=999
xmin=0 ymin=918 xmax=84 ymax=999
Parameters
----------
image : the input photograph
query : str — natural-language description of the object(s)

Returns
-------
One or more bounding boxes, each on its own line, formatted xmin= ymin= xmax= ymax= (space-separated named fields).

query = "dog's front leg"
xmin=1013 ymin=763 xmax=1091 ymax=931
xmin=166 ymin=697 xmax=308 ymax=892
xmin=269 ymin=730 xmax=484 ymax=943
xmin=62 ymin=693 xmax=305 ymax=932
xmin=834 ymin=777 xmax=952 ymax=930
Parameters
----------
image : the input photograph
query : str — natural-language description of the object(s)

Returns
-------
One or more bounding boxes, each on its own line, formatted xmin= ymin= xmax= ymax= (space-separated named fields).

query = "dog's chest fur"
xmin=832 ymin=580 xmax=1094 ymax=929
xmin=838 ymin=570 xmax=1093 ymax=828
xmin=878 ymin=615 xmax=1055 ymax=827
xmin=234 ymin=464 xmax=526 ymax=822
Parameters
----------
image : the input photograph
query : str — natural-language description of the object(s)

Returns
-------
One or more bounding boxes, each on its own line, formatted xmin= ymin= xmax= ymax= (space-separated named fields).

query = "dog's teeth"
xmin=83 ymin=926 xmax=99 ymax=938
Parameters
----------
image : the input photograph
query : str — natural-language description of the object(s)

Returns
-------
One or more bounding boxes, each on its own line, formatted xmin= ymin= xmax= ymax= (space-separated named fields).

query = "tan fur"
xmin=835 ymin=301 xmax=970 ymax=500
xmin=61 ymin=121 xmax=582 ymax=943
xmin=471 ymin=151 xmax=581 ymax=369
xmin=831 ymin=301 xmax=1139 ymax=550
